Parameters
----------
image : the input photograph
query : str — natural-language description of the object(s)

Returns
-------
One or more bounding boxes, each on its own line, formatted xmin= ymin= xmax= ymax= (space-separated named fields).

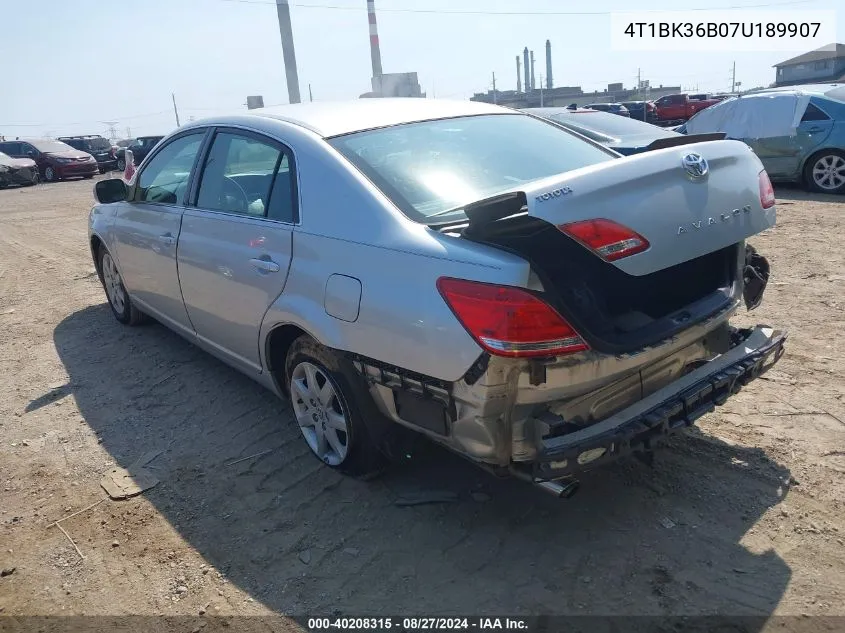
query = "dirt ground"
xmin=1 ymin=178 xmax=844 ymax=626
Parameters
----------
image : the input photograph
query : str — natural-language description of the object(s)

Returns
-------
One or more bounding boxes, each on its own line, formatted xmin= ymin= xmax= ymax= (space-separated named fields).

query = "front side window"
xmin=329 ymin=113 xmax=613 ymax=223
xmin=136 ymin=133 xmax=204 ymax=205
xmin=196 ymin=132 xmax=289 ymax=218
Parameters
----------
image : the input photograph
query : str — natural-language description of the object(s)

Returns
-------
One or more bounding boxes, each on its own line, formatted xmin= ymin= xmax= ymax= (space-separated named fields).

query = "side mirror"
xmin=26 ymin=150 xmax=36 ymax=157
xmin=94 ymin=178 xmax=128 ymax=204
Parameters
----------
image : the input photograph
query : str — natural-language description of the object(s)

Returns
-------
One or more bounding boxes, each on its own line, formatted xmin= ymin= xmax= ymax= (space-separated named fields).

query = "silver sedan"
xmin=89 ymin=98 xmax=785 ymax=497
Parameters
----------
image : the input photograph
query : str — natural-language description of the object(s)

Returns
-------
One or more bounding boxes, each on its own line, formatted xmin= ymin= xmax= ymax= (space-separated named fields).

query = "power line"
xmin=218 ymin=0 xmax=816 ymax=13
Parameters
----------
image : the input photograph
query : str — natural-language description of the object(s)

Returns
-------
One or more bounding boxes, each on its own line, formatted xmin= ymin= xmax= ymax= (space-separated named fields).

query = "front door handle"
xmin=158 ymin=234 xmax=175 ymax=246
xmin=249 ymin=258 xmax=280 ymax=273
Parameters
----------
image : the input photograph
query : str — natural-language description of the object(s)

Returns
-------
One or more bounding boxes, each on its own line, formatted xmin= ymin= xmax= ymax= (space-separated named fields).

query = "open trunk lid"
xmin=455 ymin=139 xmax=775 ymax=354
xmin=467 ymin=139 xmax=775 ymax=277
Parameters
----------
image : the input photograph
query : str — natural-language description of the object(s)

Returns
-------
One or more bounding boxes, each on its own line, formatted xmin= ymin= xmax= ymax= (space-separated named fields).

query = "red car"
xmin=0 ymin=138 xmax=98 ymax=182
xmin=654 ymin=93 xmax=721 ymax=122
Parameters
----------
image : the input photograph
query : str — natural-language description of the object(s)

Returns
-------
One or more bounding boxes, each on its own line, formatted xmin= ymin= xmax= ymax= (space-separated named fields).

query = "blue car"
xmin=682 ymin=88 xmax=845 ymax=194
xmin=525 ymin=107 xmax=724 ymax=155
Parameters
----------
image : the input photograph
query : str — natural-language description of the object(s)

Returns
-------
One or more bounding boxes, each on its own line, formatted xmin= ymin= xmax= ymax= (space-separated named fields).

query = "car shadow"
xmin=52 ymin=304 xmax=793 ymax=618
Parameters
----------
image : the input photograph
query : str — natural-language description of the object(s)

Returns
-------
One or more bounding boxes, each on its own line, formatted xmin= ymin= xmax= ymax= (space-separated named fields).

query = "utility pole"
xmin=492 ymin=71 xmax=497 ymax=104
xmin=172 ymin=93 xmax=181 ymax=127
xmin=539 ymin=74 xmax=544 ymax=107
xmin=308 ymin=83 xmax=313 ymax=102
xmin=276 ymin=0 xmax=301 ymax=104
xmin=731 ymin=61 xmax=736 ymax=93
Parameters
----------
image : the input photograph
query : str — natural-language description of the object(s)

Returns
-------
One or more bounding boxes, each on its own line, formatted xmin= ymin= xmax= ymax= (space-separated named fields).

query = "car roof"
xmin=184 ymin=98 xmax=514 ymax=138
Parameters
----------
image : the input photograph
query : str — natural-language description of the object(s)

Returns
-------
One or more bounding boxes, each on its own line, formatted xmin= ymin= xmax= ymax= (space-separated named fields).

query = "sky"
xmin=1 ymin=0 xmax=842 ymax=139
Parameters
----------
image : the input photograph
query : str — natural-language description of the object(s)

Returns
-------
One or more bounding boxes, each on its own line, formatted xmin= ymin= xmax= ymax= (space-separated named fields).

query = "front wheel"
xmin=285 ymin=336 xmax=386 ymax=477
xmin=805 ymin=150 xmax=845 ymax=194
xmin=44 ymin=166 xmax=58 ymax=182
xmin=98 ymin=246 xmax=147 ymax=325
xmin=117 ymin=158 xmax=126 ymax=171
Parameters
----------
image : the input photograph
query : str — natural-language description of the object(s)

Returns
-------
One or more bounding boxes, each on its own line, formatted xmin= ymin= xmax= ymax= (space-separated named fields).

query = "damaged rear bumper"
xmin=527 ymin=325 xmax=786 ymax=481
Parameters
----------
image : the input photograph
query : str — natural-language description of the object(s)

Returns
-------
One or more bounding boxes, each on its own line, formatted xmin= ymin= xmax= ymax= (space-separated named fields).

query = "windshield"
xmin=546 ymin=111 xmax=678 ymax=140
xmin=30 ymin=140 xmax=75 ymax=153
xmin=328 ymin=114 xmax=613 ymax=222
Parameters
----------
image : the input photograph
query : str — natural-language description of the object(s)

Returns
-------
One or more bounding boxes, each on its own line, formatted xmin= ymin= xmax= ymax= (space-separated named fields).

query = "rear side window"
xmin=0 ymin=142 xmax=21 ymax=154
xmin=329 ymin=113 xmax=613 ymax=223
xmin=801 ymin=103 xmax=830 ymax=122
xmin=136 ymin=133 xmax=204 ymax=205
xmin=196 ymin=131 xmax=295 ymax=220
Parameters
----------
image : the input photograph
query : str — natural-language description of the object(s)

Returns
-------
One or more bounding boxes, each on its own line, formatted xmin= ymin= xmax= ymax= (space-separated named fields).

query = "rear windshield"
xmin=546 ymin=111 xmax=678 ymax=140
xmin=328 ymin=113 xmax=613 ymax=223
xmin=86 ymin=138 xmax=112 ymax=150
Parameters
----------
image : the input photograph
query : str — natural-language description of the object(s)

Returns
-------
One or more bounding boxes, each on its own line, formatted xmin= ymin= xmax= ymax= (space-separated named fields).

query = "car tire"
xmin=117 ymin=158 xmax=126 ymax=171
xmin=284 ymin=335 xmax=387 ymax=478
xmin=44 ymin=166 xmax=59 ymax=182
xmin=804 ymin=150 xmax=845 ymax=194
xmin=98 ymin=246 xmax=147 ymax=326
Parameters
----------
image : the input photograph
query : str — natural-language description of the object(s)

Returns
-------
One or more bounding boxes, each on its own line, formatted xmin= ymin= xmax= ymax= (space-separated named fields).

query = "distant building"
xmin=773 ymin=43 xmax=845 ymax=86
xmin=360 ymin=72 xmax=425 ymax=98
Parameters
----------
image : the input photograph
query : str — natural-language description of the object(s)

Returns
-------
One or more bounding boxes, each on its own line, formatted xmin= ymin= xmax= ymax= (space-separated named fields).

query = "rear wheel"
xmin=805 ymin=150 xmax=845 ymax=194
xmin=98 ymin=246 xmax=146 ymax=325
xmin=285 ymin=336 xmax=386 ymax=477
xmin=44 ymin=166 xmax=58 ymax=182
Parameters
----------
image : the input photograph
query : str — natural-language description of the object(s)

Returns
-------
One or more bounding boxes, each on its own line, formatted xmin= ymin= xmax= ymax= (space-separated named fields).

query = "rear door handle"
xmin=249 ymin=258 xmax=280 ymax=273
xmin=158 ymin=234 xmax=175 ymax=246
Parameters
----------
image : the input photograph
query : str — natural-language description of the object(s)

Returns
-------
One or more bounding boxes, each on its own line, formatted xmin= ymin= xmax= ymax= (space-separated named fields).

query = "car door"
xmin=18 ymin=143 xmax=44 ymax=174
xmin=750 ymin=101 xmax=834 ymax=180
xmin=111 ymin=130 xmax=208 ymax=333
xmin=176 ymin=128 xmax=296 ymax=373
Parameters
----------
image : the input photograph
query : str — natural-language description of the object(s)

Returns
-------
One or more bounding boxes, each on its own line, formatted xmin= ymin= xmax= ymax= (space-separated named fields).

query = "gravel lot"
xmin=1 ymin=178 xmax=844 ymax=624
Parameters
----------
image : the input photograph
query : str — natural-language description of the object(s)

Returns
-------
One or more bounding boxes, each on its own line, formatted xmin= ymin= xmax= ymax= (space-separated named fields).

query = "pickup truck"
xmin=654 ymin=93 xmax=721 ymax=122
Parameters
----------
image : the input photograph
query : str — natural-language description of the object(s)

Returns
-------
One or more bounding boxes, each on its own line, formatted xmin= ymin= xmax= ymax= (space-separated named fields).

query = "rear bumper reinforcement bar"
xmin=531 ymin=326 xmax=787 ymax=480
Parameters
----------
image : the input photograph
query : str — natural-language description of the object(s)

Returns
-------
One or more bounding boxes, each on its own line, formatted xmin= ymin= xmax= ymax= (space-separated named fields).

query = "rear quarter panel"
xmin=249 ymin=118 xmax=531 ymax=382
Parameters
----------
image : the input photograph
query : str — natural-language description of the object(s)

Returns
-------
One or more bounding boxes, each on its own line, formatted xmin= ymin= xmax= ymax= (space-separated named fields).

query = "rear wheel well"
xmin=266 ymin=324 xmax=309 ymax=395
xmin=90 ymin=235 xmax=104 ymax=278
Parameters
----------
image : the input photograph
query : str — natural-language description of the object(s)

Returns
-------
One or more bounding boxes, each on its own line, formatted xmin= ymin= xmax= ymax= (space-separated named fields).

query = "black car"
xmin=525 ymin=107 xmax=725 ymax=155
xmin=621 ymin=101 xmax=657 ymax=122
xmin=116 ymin=135 xmax=165 ymax=170
xmin=58 ymin=135 xmax=118 ymax=173
xmin=0 ymin=151 xmax=39 ymax=187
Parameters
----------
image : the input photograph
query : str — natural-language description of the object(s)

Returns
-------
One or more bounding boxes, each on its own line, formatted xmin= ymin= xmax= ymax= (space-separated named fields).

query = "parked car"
xmin=0 ymin=138 xmax=98 ymax=182
xmin=584 ymin=102 xmax=630 ymax=117
xmin=0 ymin=151 xmax=39 ymax=188
xmin=525 ymin=107 xmax=725 ymax=155
xmin=654 ymin=93 xmax=721 ymax=122
xmin=683 ymin=91 xmax=845 ymax=194
xmin=58 ymin=135 xmax=118 ymax=173
xmin=115 ymin=135 xmax=165 ymax=171
xmin=620 ymin=100 xmax=657 ymax=122
xmin=88 ymin=99 xmax=784 ymax=496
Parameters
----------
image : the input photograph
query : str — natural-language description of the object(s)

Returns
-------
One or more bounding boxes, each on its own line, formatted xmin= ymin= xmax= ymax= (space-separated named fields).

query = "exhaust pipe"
xmin=510 ymin=467 xmax=580 ymax=499
xmin=535 ymin=478 xmax=580 ymax=499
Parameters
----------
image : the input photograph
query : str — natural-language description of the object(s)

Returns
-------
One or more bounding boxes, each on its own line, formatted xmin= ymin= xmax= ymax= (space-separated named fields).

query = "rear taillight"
xmin=558 ymin=219 xmax=649 ymax=262
xmin=758 ymin=170 xmax=775 ymax=209
xmin=436 ymin=278 xmax=588 ymax=358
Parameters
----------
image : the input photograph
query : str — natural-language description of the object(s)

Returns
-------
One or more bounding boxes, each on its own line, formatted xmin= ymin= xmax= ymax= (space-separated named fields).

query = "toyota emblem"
xmin=682 ymin=152 xmax=708 ymax=180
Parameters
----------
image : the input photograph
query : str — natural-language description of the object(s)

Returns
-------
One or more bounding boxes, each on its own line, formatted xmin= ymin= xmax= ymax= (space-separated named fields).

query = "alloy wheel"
xmin=101 ymin=252 xmax=126 ymax=314
xmin=812 ymin=154 xmax=845 ymax=191
xmin=44 ymin=167 xmax=56 ymax=182
xmin=290 ymin=361 xmax=349 ymax=465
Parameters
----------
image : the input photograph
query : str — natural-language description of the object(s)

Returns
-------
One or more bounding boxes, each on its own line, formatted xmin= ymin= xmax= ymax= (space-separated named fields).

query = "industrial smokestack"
xmin=367 ymin=0 xmax=383 ymax=78
xmin=545 ymin=39 xmax=553 ymax=89
xmin=516 ymin=55 xmax=522 ymax=93
xmin=530 ymin=50 xmax=536 ymax=91
xmin=275 ymin=0 xmax=301 ymax=104
xmin=523 ymin=47 xmax=530 ymax=93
